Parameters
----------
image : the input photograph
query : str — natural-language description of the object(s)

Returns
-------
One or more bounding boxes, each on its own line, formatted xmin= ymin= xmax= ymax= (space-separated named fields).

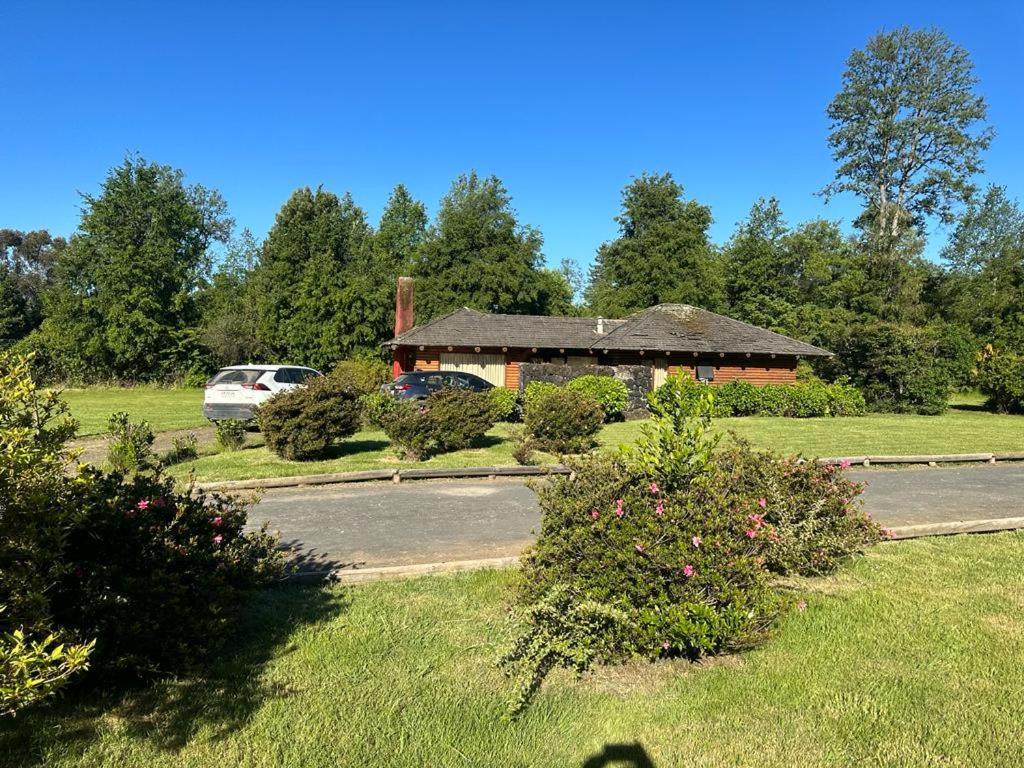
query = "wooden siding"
xmin=413 ymin=349 xmax=440 ymax=371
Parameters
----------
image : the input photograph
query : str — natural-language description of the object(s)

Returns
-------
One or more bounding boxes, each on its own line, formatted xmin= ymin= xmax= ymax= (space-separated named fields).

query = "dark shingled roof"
xmin=389 ymin=304 xmax=831 ymax=357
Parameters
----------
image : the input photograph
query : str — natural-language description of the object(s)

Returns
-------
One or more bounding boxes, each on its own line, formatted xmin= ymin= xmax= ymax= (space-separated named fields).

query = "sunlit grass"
xmin=4 ymin=532 xmax=1023 ymax=767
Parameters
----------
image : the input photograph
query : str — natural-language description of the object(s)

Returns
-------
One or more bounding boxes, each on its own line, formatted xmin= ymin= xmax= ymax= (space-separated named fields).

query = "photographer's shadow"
xmin=582 ymin=742 xmax=656 ymax=768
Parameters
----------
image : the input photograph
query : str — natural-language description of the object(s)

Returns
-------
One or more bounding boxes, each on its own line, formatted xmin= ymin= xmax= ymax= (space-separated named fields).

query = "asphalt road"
xmin=247 ymin=464 xmax=1024 ymax=571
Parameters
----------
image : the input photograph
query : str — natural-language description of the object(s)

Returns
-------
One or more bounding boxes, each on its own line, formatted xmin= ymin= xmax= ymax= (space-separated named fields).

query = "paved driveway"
xmin=247 ymin=464 xmax=1024 ymax=572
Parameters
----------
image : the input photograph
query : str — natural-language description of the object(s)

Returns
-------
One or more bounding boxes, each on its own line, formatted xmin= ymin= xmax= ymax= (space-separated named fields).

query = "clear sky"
xmin=2 ymin=1 xmax=1021 ymax=269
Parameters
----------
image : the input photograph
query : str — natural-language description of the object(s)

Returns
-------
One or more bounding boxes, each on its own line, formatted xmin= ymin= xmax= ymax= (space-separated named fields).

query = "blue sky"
xmin=2 ymin=1 xmax=1021 ymax=270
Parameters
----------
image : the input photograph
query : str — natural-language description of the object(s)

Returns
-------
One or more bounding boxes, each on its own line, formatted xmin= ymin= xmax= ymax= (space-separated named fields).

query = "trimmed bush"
xmin=488 ymin=387 xmax=520 ymax=422
xmin=522 ymin=381 xmax=560 ymax=412
xmin=501 ymin=388 xmax=881 ymax=712
xmin=973 ymin=345 xmax=1024 ymax=414
xmin=330 ymin=358 xmax=391 ymax=396
xmin=566 ymin=375 xmax=629 ymax=420
xmin=257 ymin=375 xmax=362 ymax=460
xmin=523 ymin=387 xmax=603 ymax=454
xmin=379 ymin=388 xmax=497 ymax=460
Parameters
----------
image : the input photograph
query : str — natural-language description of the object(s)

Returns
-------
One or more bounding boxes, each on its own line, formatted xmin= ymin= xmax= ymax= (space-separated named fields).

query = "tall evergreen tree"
xmin=0 ymin=229 xmax=65 ymax=342
xmin=412 ymin=172 xmax=553 ymax=321
xmin=585 ymin=173 xmax=722 ymax=317
xmin=252 ymin=187 xmax=377 ymax=369
xmin=41 ymin=156 xmax=231 ymax=379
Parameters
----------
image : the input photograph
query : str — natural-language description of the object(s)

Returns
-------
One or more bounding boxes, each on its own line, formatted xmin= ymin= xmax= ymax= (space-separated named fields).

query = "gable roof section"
xmin=389 ymin=305 xmax=831 ymax=357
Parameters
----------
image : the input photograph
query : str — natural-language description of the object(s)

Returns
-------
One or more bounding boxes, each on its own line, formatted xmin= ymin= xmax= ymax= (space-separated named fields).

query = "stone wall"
xmin=518 ymin=362 xmax=653 ymax=419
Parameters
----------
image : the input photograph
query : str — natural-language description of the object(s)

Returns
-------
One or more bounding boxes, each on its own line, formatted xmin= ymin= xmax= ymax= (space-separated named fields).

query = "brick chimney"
xmin=392 ymin=276 xmax=415 ymax=378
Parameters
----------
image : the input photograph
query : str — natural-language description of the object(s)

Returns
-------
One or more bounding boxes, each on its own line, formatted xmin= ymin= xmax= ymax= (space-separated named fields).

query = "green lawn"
xmin=4 ymin=532 xmax=1022 ymax=767
xmin=59 ymin=387 xmax=206 ymax=436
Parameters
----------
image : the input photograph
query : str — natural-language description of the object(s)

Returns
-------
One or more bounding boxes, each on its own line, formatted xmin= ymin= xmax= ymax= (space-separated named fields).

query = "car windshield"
xmin=209 ymin=369 xmax=264 ymax=385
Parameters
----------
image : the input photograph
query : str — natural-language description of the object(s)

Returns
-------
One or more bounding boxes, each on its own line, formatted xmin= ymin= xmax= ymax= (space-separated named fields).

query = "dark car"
xmin=382 ymin=370 xmax=494 ymax=400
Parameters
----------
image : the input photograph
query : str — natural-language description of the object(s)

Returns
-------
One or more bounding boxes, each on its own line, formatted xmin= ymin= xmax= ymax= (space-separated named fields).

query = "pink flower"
xmin=213 ymin=516 xmax=223 ymax=527
xmin=839 ymin=459 xmax=851 ymax=469
xmin=212 ymin=534 xmax=223 ymax=545
xmin=747 ymin=513 xmax=765 ymax=528
xmin=691 ymin=535 xmax=702 ymax=547
xmin=757 ymin=497 xmax=767 ymax=509
xmin=797 ymin=600 xmax=807 ymax=612
xmin=136 ymin=499 xmax=150 ymax=510
xmin=649 ymin=482 xmax=659 ymax=495
xmin=655 ymin=500 xmax=665 ymax=516
xmin=615 ymin=499 xmax=625 ymax=518
xmin=745 ymin=529 xmax=757 ymax=539
xmin=682 ymin=564 xmax=695 ymax=577
xmin=590 ymin=509 xmax=600 ymax=519
xmin=661 ymin=640 xmax=670 ymax=650
xmin=635 ymin=543 xmax=645 ymax=553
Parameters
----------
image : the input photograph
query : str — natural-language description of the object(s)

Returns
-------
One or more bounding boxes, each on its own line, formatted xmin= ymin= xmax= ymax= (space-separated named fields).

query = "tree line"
xmin=3 ymin=27 xmax=1021 ymax=411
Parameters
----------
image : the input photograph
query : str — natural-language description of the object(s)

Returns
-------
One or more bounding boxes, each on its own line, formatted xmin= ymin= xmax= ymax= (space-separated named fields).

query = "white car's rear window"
xmin=209 ymin=369 xmax=265 ymax=385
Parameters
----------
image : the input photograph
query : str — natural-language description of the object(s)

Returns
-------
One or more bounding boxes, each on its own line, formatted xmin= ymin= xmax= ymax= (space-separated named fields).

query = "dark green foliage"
xmin=586 ymin=173 xmax=724 ymax=317
xmin=0 ymin=229 xmax=65 ymax=345
xmin=215 ymin=419 xmax=247 ymax=451
xmin=973 ymin=346 xmax=1024 ymax=414
xmin=257 ymin=375 xmax=362 ymax=460
xmin=487 ymin=386 xmax=520 ymax=421
xmin=565 ymin=375 xmax=628 ymax=420
xmin=412 ymin=173 xmax=573 ymax=320
xmin=523 ymin=387 xmax=603 ymax=454
xmin=52 ymin=469 xmax=282 ymax=678
xmin=105 ymin=412 xmax=156 ymax=473
xmin=831 ymin=322 xmax=951 ymax=414
xmin=379 ymin=388 xmax=497 ymax=460
xmin=41 ymin=156 xmax=231 ymax=381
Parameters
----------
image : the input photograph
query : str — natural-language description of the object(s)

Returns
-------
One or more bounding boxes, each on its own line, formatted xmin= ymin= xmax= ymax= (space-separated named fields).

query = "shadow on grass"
xmin=950 ymin=401 xmax=989 ymax=413
xmin=582 ymin=742 xmax=656 ymax=767
xmin=0 ymin=583 xmax=347 ymax=767
xmin=320 ymin=438 xmax=391 ymax=460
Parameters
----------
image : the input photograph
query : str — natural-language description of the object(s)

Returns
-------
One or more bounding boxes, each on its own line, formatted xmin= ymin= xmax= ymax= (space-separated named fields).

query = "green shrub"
xmin=215 ymin=419 xmax=247 ymax=451
xmin=106 ymin=412 xmax=156 ymax=473
xmin=973 ymin=345 xmax=1024 ymax=414
xmin=566 ymin=375 xmax=629 ymax=420
xmin=713 ymin=379 xmax=760 ymax=416
xmin=180 ymin=370 xmax=209 ymax=389
xmin=522 ymin=381 xmax=560 ymax=412
xmin=523 ymin=387 xmax=603 ymax=454
xmin=823 ymin=379 xmax=867 ymax=416
xmin=360 ymin=391 xmax=396 ymax=428
xmin=1 ymin=620 xmax=93 ymax=717
xmin=488 ymin=387 xmax=520 ymax=422
xmin=647 ymin=373 xmax=711 ymax=417
xmin=379 ymin=388 xmax=497 ymax=460
xmin=257 ymin=375 xmax=362 ymax=460
xmin=163 ymin=432 xmax=199 ymax=464
xmin=330 ymin=358 xmax=391 ymax=396
xmin=501 ymin=385 xmax=881 ymax=712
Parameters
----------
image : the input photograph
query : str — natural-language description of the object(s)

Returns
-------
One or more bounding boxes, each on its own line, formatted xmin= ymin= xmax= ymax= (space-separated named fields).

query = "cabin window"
xmin=696 ymin=364 xmax=715 ymax=382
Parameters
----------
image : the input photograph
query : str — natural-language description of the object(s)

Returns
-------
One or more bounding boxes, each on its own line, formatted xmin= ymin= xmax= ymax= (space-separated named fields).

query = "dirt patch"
xmin=577 ymin=653 xmax=745 ymax=697
xmin=71 ymin=425 xmax=218 ymax=467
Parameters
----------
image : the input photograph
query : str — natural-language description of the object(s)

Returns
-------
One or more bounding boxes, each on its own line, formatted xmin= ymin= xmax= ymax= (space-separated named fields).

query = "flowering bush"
xmin=257 ymin=374 xmax=362 ymax=460
xmin=379 ymin=388 xmax=496 ymax=460
xmin=566 ymin=375 xmax=629 ymax=420
xmin=501 ymin=387 xmax=880 ymax=712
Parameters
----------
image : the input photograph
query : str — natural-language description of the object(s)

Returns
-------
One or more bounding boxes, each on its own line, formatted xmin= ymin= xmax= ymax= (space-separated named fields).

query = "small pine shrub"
xmin=257 ymin=375 xmax=361 ymax=460
xmin=488 ymin=387 xmax=520 ymax=422
xmin=379 ymin=388 xmax=496 ymax=460
xmin=106 ymin=412 xmax=156 ymax=473
xmin=523 ymin=387 xmax=603 ymax=454
xmin=215 ymin=419 xmax=247 ymax=451
xmin=566 ymin=375 xmax=629 ymax=420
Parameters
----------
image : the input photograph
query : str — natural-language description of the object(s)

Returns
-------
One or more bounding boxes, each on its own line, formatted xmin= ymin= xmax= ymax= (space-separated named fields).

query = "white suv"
xmin=203 ymin=365 xmax=322 ymax=421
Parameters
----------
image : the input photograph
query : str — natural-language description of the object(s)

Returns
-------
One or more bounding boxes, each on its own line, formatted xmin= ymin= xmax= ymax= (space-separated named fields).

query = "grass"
xmin=4 ymin=532 xmax=1023 ymax=767
xmin=53 ymin=386 xmax=1024 ymax=481
xmin=59 ymin=387 xmax=206 ymax=436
